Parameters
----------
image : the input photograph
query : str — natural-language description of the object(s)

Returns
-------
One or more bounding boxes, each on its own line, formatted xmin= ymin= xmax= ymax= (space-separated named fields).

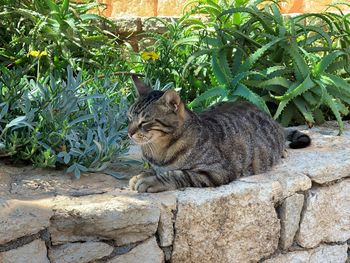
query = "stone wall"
xmin=0 ymin=121 xmax=350 ymax=263
xmin=96 ymin=0 xmax=350 ymax=17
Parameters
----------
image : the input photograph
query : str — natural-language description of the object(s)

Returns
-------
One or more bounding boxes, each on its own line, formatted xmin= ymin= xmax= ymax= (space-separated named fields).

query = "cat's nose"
xmin=128 ymin=126 xmax=137 ymax=138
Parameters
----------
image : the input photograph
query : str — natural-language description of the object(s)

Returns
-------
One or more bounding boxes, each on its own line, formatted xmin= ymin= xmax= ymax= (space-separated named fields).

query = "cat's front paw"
xmin=130 ymin=174 xmax=172 ymax=193
xmin=129 ymin=172 xmax=152 ymax=191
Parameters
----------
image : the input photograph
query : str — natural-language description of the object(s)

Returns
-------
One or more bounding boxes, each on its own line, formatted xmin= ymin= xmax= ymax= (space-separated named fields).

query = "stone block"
xmin=0 ymin=199 xmax=53 ymax=244
xmin=279 ymin=193 xmax=304 ymax=250
xmin=0 ymin=240 xmax=49 ymax=263
xmin=264 ymin=244 xmax=348 ymax=263
xmin=172 ymin=179 xmax=282 ymax=263
xmin=48 ymin=241 xmax=114 ymax=263
xmin=49 ymin=194 xmax=160 ymax=246
xmin=107 ymin=237 xmax=164 ymax=263
xmin=278 ymin=123 xmax=350 ymax=184
xmin=297 ymin=179 xmax=350 ymax=248
xmin=151 ymin=192 xmax=177 ymax=247
xmin=241 ymin=171 xmax=311 ymax=199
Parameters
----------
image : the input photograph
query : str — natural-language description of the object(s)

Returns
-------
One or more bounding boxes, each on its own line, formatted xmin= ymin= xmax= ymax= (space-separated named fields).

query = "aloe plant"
xmin=178 ymin=2 xmax=350 ymax=132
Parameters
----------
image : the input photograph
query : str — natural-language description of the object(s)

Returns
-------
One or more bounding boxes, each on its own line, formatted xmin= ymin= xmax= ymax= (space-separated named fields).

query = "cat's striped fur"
xmin=128 ymin=76 xmax=311 ymax=193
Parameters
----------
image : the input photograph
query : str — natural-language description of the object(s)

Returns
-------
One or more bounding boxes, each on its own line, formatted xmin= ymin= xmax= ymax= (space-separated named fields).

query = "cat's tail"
xmin=284 ymin=128 xmax=311 ymax=149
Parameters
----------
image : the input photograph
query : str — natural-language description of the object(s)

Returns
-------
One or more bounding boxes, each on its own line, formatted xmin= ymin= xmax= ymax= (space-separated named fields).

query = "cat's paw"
xmin=129 ymin=171 xmax=151 ymax=190
xmin=130 ymin=175 xmax=171 ymax=193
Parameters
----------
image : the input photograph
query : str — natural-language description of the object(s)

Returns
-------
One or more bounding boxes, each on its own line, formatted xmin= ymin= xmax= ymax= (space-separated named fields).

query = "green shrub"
xmin=0 ymin=0 xmax=122 ymax=75
xmin=0 ymin=66 xmax=129 ymax=178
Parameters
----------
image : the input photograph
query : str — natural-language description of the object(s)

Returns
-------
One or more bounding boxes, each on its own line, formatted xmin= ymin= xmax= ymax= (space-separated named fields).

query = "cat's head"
xmin=127 ymin=76 xmax=186 ymax=145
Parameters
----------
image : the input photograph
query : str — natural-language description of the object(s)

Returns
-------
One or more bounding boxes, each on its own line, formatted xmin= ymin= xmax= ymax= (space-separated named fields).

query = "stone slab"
xmin=241 ymin=171 xmax=311 ymax=200
xmin=151 ymin=192 xmax=177 ymax=247
xmin=297 ymin=179 xmax=350 ymax=248
xmin=172 ymin=179 xmax=282 ymax=263
xmin=264 ymin=244 xmax=348 ymax=263
xmin=49 ymin=194 xmax=160 ymax=246
xmin=107 ymin=237 xmax=164 ymax=263
xmin=279 ymin=193 xmax=304 ymax=250
xmin=0 ymin=199 xmax=53 ymax=244
xmin=48 ymin=241 xmax=114 ymax=263
xmin=0 ymin=239 xmax=49 ymax=263
xmin=278 ymin=122 xmax=350 ymax=184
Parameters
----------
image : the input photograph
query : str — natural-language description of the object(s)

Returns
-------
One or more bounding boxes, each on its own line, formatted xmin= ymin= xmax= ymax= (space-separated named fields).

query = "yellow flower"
xmin=141 ymin=51 xmax=160 ymax=61
xmin=28 ymin=50 xmax=48 ymax=57
xmin=120 ymin=87 xmax=130 ymax=96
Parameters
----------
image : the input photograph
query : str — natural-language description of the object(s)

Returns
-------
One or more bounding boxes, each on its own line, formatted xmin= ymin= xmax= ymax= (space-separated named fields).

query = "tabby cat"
xmin=128 ymin=76 xmax=311 ymax=193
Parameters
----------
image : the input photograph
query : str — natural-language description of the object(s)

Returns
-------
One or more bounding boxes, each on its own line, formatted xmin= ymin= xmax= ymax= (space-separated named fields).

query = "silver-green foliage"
xmin=0 ymin=66 xmax=129 ymax=178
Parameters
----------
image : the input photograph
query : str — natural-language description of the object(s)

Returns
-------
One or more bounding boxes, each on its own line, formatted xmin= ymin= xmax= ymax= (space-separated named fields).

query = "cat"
xmin=127 ymin=76 xmax=311 ymax=193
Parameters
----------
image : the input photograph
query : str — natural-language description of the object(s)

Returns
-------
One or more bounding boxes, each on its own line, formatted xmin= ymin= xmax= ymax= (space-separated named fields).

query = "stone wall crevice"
xmin=0 ymin=229 xmax=49 ymax=253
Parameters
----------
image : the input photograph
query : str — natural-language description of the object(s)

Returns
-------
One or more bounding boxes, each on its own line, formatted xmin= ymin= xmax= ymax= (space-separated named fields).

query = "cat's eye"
xmin=138 ymin=121 xmax=146 ymax=129
xmin=139 ymin=121 xmax=152 ymax=131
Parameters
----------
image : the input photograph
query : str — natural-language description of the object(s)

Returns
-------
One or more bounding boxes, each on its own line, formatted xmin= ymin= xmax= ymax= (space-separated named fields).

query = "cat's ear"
xmin=132 ymin=75 xmax=152 ymax=96
xmin=162 ymin=90 xmax=182 ymax=112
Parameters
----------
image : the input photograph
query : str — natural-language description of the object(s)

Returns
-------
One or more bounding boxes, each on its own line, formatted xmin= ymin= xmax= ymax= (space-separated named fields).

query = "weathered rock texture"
xmin=264 ymin=244 xmax=348 ymax=263
xmin=297 ymin=179 xmax=350 ymax=248
xmin=0 ymin=240 xmax=49 ymax=263
xmin=48 ymin=241 xmax=114 ymax=263
xmin=49 ymin=194 xmax=160 ymax=245
xmin=0 ymin=199 xmax=52 ymax=244
xmin=172 ymin=180 xmax=282 ymax=263
xmin=107 ymin=237 xmax=164 ymax=263
xmin=279 ymin=193 xmax=305 ymax=250
xmin=0 ymin=122 xmax=349 ymax=262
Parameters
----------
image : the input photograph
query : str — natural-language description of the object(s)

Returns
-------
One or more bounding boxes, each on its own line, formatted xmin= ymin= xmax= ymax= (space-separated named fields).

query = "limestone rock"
xmin=297 ymin=179 xmax=350 ymax=248
xmin=107 ymin=237 xmax=164 ymax=263
xmin=157 ymin=205 xmax=175 ymax=247
xmin=0 ymin=169 xmax=11 ymax=197
xmin=172 ymin=179 xmax=282 ymax=263
xmin=152 ymin=192 xmax=177 ymax=247
xmin=279 ymin=193 xmax=304 ymax=250
xmin=49 ymin=194 xmax=160 ymax=245
xmin=279 ymin=122 xmax=350 ymax=184
xmin=0 ymin=199 xmax=53 ymax=244
xmin=241 ymin=171 xmax=311 ymax=199
xmin=0 ymin=239 xmax=50 ymax=263
xmin=264 ymin=244 xmax=348 ymax=263
xmin=48 ymin=242 xmax=114 ymax=263
xmin=141 ymin=17 xmax=172 ymax=34
xmin=114 ymin=17 xmax=141 ymax=35
xmin=8 ymin=169 xmax=127 ymax=198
